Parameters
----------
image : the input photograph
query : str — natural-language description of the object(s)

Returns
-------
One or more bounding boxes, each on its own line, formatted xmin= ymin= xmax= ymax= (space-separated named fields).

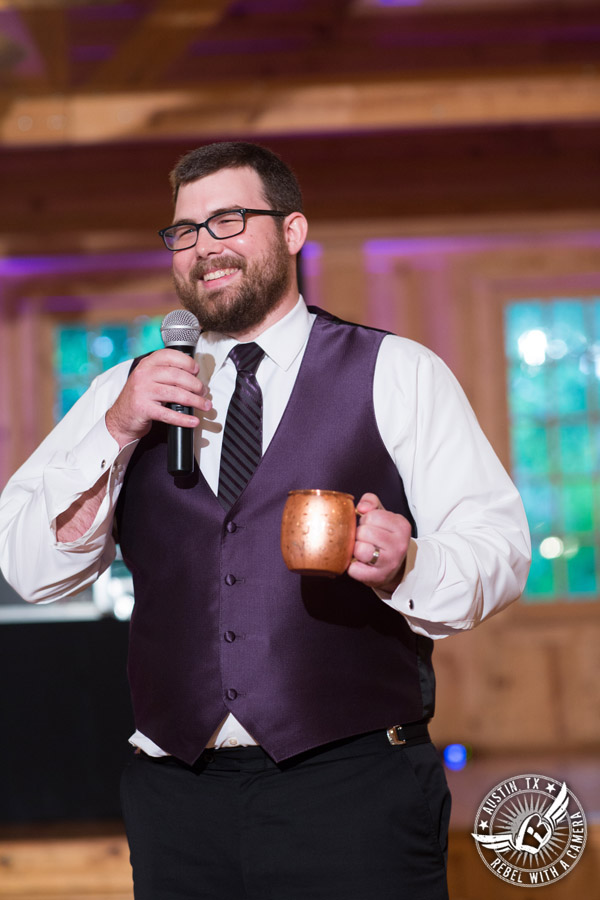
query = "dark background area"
xmin=0 ymin=619 xmax=133 ymax=823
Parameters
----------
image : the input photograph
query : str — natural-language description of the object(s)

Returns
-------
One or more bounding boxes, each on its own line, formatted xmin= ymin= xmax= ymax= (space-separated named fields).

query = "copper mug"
xmin=280 ymin=489 xmax=356 ymax=577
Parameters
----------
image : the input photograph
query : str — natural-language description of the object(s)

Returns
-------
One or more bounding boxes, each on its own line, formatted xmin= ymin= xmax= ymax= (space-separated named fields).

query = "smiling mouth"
xmin=202 ymin=267 xmax=239 ymax=283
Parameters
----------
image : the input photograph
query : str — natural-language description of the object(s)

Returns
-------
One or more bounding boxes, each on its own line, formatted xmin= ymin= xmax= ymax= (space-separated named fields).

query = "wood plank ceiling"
xmin=0 ymin=0 xmax=599 ymax=254
xmin=0 ymin=0 xmax=599 ymax=146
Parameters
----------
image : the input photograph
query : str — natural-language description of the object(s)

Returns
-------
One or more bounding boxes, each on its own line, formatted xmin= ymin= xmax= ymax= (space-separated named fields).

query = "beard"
xmin=173 ymin=229 xmax=292 ymax=336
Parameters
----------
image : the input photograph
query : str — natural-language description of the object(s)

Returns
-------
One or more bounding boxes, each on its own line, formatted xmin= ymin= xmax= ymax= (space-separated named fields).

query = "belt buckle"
xmin=386 ymin=725 xmax=406 ymax=746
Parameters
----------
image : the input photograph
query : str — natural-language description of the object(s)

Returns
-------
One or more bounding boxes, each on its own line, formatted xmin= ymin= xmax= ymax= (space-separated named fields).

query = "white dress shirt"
xmin=0 ymin=297 xmax=530 ymax=753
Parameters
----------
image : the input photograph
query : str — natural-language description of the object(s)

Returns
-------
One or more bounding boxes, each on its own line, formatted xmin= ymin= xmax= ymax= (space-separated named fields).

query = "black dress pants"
xmin=120 ymin=730 xmax=451 ymax=900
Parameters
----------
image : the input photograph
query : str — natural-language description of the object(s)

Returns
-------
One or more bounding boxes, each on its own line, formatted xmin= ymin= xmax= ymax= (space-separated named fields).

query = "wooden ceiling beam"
xmin=85 ymin=0 xmax=230 ymax=90
xmin=17 ymin=6 xmax=68 ymax=91
xmin=2 ymin=66 xmax=599 ymax=147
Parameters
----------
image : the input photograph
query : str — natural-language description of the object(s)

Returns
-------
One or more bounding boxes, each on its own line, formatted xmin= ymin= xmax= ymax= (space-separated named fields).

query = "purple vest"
xmin=116 ymin=308 xmax=434 ymax=764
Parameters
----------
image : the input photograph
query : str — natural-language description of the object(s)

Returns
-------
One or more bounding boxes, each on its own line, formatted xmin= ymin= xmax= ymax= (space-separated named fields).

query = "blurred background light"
xmin=539 ymin=536 xmax=565 ymax=560
xmin=443 ymin=743 xmax=469 ymax=771
xmin=518 ymin=329 xmax=548 ymax=366
xmin=91 ymin=335 xmax=115 ymax=359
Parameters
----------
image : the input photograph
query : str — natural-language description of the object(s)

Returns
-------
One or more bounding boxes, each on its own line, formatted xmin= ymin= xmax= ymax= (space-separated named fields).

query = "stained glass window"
xmin=505 ymin=298 xmax=600 ymax=602
xmin=54 ymin=316 xmax=164 ymax=420
xmin=49 ymin=316 xmax=166 ymax=621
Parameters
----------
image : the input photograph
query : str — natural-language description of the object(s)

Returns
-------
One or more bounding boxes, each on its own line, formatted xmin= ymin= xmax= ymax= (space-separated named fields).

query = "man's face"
xmin=171 ymin=166 xmax=296 ymax=337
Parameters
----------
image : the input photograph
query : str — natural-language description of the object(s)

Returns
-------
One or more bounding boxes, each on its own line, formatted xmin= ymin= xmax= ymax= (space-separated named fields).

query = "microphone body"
xmin=167 ymin=344 xmax=195 ymax=476
xmin=160 ymin=310 xmax=201 ymax=477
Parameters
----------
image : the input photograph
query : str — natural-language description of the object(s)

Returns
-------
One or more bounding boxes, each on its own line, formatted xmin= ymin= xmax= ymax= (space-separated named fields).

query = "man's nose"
xmin=194 ymin=226 xmax=224 ymax=257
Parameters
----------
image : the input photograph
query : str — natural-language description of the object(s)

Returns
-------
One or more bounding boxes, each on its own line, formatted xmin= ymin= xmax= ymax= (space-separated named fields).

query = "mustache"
xmin=190 ymin=256 xmax=246 ymax=280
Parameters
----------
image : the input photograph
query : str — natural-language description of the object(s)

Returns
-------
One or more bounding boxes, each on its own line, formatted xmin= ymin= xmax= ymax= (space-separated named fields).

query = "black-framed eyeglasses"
xmin=158 ymin=208 xmax=288 ymax=252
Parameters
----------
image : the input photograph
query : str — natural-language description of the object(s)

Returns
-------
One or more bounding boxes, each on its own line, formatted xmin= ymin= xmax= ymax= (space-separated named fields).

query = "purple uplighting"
xmin=377 ymin=0 xmax=422 ymax=7
xmin=0 ymin=251 xmax=170 ymax=279
xmin=301 ymin=241 xmax=322 ymax=261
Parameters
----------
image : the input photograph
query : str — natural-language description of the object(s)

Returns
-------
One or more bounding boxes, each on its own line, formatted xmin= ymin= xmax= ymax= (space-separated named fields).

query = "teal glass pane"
xmin=507 ymin=363 xmax=549 ymax=419
xmin=518 ymin=480 xmax=556 ymax=533
xmin=552 ymin=359 xmax=588 ymax=416
xmin=559 ymin=424 xmax=593 ymax=475
xmin=54 ymin=316 xmax=167 ymax=420
xmin=130 ymin=316 xmax=164 ymax=356
xmin=562 ymin=481 xmax=594 ymax=532
xmin=504 ymin=301 xmax=543 ymax=361
xmin=57 ymin=328 xmax=88 ymax=375
xmin=551 ymin=300 xmax=588 ymax=357
xmin=58 ymin=386 xmax=85 ymax=418
xmin=90 ymin=325 xmax=130 ymax=371
xmin=512 ymin=424 xmax=550 ymax=477
xmin=525 ymin=546 xmax=555 ymax=597
xmin=566 ymin=545 xmax=597 ymax=594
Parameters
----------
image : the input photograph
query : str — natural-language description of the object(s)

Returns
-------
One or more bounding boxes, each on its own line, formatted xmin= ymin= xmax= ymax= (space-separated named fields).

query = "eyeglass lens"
xmin=163 ymin=211 xmax=246 ymax=250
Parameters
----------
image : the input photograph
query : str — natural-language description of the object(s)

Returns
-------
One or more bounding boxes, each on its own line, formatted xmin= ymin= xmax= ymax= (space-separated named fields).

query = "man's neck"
xmin=225 ymin=292 xmax=300 ymax=342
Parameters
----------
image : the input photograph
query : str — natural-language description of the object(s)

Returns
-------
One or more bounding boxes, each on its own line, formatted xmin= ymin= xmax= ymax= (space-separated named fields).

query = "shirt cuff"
xmin=44 ymin=416 xmax=138 ymax=544
xmin=374 ymin=537 xmax=420 ymax=609
xmin=374 ymin=539 xmax=467 ymax=638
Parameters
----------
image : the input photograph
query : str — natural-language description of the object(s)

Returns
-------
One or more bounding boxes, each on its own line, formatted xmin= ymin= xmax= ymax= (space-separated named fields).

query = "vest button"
xmin=226 ymin=521 xmax=237 ymax=533
xmin=224 ymin=631 xmax=236 ymax=643
xmin=226 ymin=689 xmax=238 ymax=701
xmin=224 ymin=574 xmax=237 ymax=586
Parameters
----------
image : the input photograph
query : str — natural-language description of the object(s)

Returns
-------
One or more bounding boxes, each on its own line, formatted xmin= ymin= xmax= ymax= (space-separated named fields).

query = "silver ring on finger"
xmin=368 ymin=545 xmax=381 ymax=566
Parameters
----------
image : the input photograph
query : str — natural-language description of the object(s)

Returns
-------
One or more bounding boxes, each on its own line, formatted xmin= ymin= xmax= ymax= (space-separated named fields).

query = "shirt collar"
xmin=196 ymin=296 xmax=313 ymax=375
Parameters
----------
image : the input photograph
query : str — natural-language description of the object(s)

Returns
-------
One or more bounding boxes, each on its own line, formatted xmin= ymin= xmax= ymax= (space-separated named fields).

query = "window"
xmin=505 ymin=298 xmax=600 ymax=601
xmin=49 ymin=316 xmax=165 ymax=621
xmin=54 ymin=316 xmax=164 ymax=420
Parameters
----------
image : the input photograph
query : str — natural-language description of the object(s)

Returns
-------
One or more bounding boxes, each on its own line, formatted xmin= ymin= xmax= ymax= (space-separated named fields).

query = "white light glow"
xmin=114 ymin=594 xmax=135 ymax=621
xmin=518 ymin=329 xmax=548 ymax=366
xmin=539 ymin=536 xmax=564 ymax=560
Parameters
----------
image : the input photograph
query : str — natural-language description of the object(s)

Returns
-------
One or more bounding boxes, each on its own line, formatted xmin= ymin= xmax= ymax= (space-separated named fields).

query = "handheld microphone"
xmin=160 ymin=309 xmax=201 ymax=476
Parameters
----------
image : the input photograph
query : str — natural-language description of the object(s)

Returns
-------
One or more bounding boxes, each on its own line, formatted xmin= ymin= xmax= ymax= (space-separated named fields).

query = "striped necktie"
xmin=217 ymin=342 xmax=265 ymax=509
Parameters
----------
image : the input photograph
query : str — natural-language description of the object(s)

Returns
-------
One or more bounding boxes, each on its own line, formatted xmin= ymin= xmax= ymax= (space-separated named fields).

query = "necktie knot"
xmin=229 ymin=342 xmax=264 ymax=376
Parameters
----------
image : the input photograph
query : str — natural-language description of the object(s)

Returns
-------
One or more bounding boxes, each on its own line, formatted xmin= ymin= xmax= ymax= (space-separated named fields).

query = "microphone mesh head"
xmin=161 ymin=309 xmax=201 ymax=347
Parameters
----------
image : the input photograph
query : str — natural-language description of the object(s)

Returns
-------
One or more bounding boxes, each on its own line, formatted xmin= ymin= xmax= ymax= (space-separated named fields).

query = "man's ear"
xmin=283 ymin=212 xmax=308 ymax=257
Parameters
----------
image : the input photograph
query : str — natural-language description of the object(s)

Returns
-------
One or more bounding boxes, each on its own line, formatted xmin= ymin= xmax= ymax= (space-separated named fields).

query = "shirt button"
xmin=226 ymin=689 xmax=238 ymax=701
xmin=227 ymin=738 xmax=238 ymax=747
xmin=226 ymin=521 xmax=237 ymax=534
xmin=100 ymin=460 xmax=106 ymax=469
xmin=408 ymin=599 xmax=414 ymax=610
xmin=224 ymin=574 xmax=237 ymax=586
xmin=224 ymin=631 xmax=236 ymax=643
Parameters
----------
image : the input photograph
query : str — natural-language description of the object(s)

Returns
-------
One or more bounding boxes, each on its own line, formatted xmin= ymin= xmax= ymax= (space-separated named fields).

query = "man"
xmin=0 ymin=141 xmax=530 ymax=899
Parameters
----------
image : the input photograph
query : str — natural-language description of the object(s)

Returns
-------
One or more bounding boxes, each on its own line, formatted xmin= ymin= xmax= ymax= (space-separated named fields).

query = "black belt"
xmin=136 ymin=722 xmax=431 ymax=768
xmin=386 ymin=721 xmax=430 ymax=747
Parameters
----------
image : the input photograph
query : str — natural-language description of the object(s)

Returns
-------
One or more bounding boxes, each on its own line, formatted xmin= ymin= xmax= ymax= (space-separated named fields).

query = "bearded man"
xmin=0 ymin=141 xmax=530 ymax=900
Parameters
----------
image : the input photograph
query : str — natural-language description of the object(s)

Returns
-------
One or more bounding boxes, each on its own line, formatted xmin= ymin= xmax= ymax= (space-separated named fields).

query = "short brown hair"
xmin=169 ymin=141 xmax=303 ymax=213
